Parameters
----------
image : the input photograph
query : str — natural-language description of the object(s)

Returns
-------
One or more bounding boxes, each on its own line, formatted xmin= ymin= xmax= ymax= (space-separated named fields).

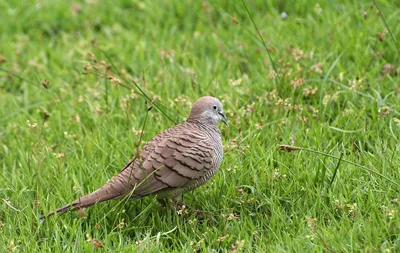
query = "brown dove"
xmin=41 ymin=96 xmax=227 ymax=219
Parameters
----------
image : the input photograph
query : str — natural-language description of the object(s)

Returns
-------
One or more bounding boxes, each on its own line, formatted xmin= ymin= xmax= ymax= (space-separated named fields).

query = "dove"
xmin=41 ymin=96 xmax=227 ymax=219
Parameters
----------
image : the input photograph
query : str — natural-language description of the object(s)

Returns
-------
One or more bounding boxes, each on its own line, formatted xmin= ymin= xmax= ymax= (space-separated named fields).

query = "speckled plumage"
xmin=42 ymin=96 xmax=227 ymax=219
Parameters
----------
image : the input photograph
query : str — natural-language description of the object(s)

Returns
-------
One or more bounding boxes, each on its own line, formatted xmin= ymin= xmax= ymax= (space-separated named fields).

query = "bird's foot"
xmin=175 ymin=201 xmax=190 ymax=216
xmin=191 ymin=209 xmax=210 ymax=216
xmin=175 ymin=201 xmax=210 ymax=217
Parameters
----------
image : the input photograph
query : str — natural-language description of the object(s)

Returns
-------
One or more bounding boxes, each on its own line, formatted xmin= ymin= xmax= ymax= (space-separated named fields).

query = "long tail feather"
xmin=39 ymin=163 xmax=140 ymax=221
xmin=39 ymin=186 xmax=123 ymax=221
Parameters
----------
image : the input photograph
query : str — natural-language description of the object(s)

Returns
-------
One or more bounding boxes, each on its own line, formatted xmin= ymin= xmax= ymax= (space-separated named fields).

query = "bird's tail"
xmin=39 ymin=180 xmax=128 ymax=221
xmin=39 ymin=160 xmax=141 ymax=221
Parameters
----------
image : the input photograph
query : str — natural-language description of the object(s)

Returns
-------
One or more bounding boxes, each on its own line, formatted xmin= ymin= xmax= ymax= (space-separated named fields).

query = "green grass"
xmin=1 ymin=0 xmax=399 ymax=251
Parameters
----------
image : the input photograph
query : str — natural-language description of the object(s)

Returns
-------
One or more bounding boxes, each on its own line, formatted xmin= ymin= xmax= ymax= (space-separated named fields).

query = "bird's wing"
xmin=130 ymin=131 xmax=215 ymax=197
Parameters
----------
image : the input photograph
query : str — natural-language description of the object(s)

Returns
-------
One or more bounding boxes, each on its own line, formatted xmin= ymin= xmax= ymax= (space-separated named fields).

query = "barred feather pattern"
xmin=42 ymin=96 xmax=225 ymax=219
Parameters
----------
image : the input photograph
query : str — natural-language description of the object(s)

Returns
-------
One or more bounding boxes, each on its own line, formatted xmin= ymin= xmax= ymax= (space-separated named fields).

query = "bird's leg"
xmin=157 ymin=196 xmax=187 ymax=214
xmin=171 ymin=195 xmax=189 ymax=215
xmin=157 ymin=198 xmax=169 ymax=208
xmin=157 ymin=198 xmax=179 ymax=215
xmin=172 ymin=195 xmax=186 ymax=208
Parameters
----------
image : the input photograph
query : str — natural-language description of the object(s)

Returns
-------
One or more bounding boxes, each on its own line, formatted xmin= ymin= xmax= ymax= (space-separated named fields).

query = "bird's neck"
xmin=186 ymin=118 xmax=220 ymax=133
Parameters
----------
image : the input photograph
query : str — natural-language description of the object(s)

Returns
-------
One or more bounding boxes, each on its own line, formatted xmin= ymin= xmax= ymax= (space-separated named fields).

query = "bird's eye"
xmin=212 ymin=105 xmax=217 ymax=110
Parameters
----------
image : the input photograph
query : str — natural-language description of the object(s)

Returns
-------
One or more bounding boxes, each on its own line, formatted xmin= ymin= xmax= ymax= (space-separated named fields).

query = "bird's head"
xmin=188 ymin=96 xmax=228 ymax=126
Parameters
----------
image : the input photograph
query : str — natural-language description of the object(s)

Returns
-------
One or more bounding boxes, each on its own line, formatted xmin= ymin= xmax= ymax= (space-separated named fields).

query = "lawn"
xmin=0 ymin=0 xmax=399 ymax=252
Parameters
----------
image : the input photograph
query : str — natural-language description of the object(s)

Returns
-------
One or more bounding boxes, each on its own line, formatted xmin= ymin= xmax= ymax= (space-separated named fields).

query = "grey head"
xmin=188 ymin=96 xmax=228 ymax=126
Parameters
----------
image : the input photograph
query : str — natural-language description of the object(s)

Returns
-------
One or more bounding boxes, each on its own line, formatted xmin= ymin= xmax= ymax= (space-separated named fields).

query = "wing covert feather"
xmin=131 ymin=133 xmax=215 ymax=197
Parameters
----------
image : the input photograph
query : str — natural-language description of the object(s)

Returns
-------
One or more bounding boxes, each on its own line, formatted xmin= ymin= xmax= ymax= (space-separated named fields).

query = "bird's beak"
xmin=218 ymin=111 xmax=228 ymax=126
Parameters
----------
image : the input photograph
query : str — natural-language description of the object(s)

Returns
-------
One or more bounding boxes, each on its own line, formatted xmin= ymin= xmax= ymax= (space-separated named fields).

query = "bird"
xmin=40 ymin=96 xmax=228 ymax=220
